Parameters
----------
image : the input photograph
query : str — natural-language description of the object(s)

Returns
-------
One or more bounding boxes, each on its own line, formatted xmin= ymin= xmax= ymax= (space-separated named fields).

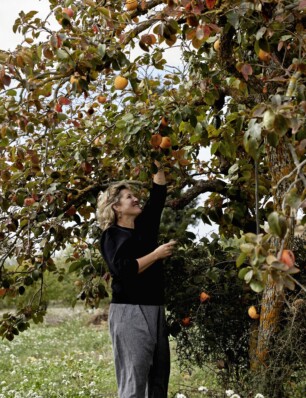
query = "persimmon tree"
xmin=0 ymin=0 xmax=306 ymax=395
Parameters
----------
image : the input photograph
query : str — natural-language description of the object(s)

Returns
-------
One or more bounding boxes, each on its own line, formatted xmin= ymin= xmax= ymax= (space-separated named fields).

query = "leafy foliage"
xmin=165 ymin=242 xmax=255 ymax=372
xmin=165 ymin=237 xmax=306 ymax=396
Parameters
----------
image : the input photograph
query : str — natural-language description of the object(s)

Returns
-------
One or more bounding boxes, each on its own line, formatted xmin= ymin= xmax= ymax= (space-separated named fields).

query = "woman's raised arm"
xmin=153 ymin=160 xmax=166 ymax=185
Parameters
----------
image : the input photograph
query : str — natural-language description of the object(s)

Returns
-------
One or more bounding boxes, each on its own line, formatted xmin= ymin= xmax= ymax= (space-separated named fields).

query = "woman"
xmin=96 ymin=161 xmax=176 ymax=398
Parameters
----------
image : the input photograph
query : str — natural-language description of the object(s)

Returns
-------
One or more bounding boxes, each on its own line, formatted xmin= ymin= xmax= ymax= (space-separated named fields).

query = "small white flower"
xmin=226 ymin=391 xmax=235 ymax=397
xmin=176 ymin=394 xmax=187 ymax=398
xmin=255 ymin=395 xmax=265 ymax=398
xmin=198 ymin=386 xmax=209 ymax=393
xmin=231 ymin=395 xmax=241 ymax=398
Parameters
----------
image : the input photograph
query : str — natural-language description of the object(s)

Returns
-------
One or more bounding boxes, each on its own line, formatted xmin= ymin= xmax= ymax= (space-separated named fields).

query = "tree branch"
xmin=123 ymin=0 xmax=165 ymax=45
xmin=61 ymin=177 xmax=227 ymax=214
xmin=166 ymin=179 xmax=227 ymax=210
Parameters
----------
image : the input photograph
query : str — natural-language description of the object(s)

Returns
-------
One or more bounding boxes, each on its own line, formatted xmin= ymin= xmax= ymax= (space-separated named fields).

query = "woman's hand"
xmin=154 ymin=240 xmax=177 ymax=260
xmin=137 ymin=240 xmax=177 ymax=273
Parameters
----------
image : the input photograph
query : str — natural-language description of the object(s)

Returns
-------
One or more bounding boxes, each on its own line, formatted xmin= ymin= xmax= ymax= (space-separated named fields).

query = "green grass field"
xmin=0 ymin=307 xmax=221 ymax=398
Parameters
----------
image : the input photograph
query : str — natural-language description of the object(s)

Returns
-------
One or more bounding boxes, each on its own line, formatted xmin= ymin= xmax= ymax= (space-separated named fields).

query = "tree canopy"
xmin=0 ymin=0 xmax=306 ymax=395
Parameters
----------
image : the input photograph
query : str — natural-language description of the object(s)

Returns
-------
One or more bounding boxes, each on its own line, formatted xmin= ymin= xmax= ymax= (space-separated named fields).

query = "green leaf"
xmin=190 ymin=114 xmax=197 ymax=128
xmin=211 ymin=141 xmax=219 ymax=154
xmin=284 ymin=187 xmax=301 ymax=209
xmin=274 ymin=114 xmax=288 ymax=136
xmin=98 ymin=44 xmax=106 ymax=59
xmin=6 ymin=89 xmax=17 ymax=96
xmin=204 ymin=92 xmax=216 ymax=105
xmin=238 ymin=267 xmax=252 ymax=279
xmin=56 ymin=49 xmax=69 ymax=59
xmin=24 ymin=276 xmax=33 ymax=286
xmin=286 ymin=266 xmax=300 ymax=275
xmin=240 ymin=243 xmax=254 ymax=254
xmin=20 ymin=218 xmax=29 ymax=228
xmin=244 ymin=119 xmax=262 ymax=159
xmin=267 ymin=131 xmax=279 ymax=147
xmin=263 ymin=109 xmax=275 ymax=130
xmin=43 ymin=242 xmax=52 ymax=259
xmin=98 ymin=7 xmax=112 ymax=18
xmin=227 ymin=12 xmax=239 ymax=29
xmin=268 ymin=211 xmax=282 ymax=237
xmin=236 ymin=252 xmax=247 ymax=267
xmin=122 ymin=113 xmax=134 ymax=122
xmin=250 ymin=280 xmax=264 ymax=293
xmin=116 ymin=120 xmax=126 ymax=129
xmin=201 ymin=213 xmax=212 ymax=225
xmin=258 ymin=37 xmax=270 ymax=52
xmin=0 ymin=137 xmax=9 ymax=147
xmin=270 ymin=261 xmax=289 ymax=271
xmin=68 ymin=258 xmax=88 ymax=273
xmin=207 ymin=124 xmax=219 ymax=138
xmin=244 ymin=233 xmax=258 ymax=244
xmin=226 ymin=112 xmax=239 ymax=123
xmin=174 ymin=111 xmax=182 ymax=125
xmin=244 ymin=269 xmax=253 ymax=283
xmin=283 ymin=276 xmax=295 ymax=291
xmin=25 ymin=10 xmax=39 ymax=19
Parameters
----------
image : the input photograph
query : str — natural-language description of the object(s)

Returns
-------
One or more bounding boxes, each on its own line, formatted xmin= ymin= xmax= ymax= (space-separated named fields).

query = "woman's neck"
xmin=116 ymin=218 xmax=135 ymax=229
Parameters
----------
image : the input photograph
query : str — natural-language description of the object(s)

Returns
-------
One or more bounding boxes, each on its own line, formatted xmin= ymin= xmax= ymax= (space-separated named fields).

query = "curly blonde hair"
xmin=96 ymin=181 xmax=132 ymax=231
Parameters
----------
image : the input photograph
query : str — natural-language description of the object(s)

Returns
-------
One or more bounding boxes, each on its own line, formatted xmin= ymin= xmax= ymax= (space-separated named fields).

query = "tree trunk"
xmin=252 ymin=141 xmax=294 ymax=397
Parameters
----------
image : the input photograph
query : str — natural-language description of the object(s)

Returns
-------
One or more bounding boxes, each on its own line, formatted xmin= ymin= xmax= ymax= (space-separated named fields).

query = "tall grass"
xmin=0 ymin=307 xmax=219 ymax=398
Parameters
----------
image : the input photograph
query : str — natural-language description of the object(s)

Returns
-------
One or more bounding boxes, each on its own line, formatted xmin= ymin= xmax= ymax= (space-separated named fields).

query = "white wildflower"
xmin=226 ymin=391 xmax=235 ymax=397
xmin=198 ymin=386 xmax=209 ymax=393
xmin=231 ymin=395 xmax=241 ymax=398
xmin=176 ymin=394 xmax=187 ymax=398
xmin=255 ymin=395 xmax=265 ymax=398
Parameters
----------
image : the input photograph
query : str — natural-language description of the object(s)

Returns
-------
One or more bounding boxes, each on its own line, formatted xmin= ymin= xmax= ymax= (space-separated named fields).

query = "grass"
xmin=0 ymin=306 xmax=220 ymax=398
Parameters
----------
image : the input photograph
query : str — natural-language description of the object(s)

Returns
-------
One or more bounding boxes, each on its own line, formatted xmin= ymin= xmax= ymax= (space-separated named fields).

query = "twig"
xmin=275 ymin=158 xmax=306 ymax=190
xmin=255 ymin=159 xmax=260 ymax=235
xmin=287 ymin=274 xmax=306 ymax=293
xmin=288 ymin=143 xmax=306 ymax=187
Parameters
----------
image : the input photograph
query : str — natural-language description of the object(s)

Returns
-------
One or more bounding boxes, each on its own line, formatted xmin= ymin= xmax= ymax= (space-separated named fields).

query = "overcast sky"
xmin=0 ymin=1 xmax=184 ymax=65
xmin=0 ymin=0 xmax=52 ymax=51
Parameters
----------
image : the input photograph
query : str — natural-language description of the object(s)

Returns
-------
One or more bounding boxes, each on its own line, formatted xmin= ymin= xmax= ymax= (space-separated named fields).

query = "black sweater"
xmin=99 ymin=183 xmax=167 ymax=305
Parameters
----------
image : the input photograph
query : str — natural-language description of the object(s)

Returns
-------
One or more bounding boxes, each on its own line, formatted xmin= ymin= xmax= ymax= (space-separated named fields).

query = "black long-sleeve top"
xmin=99 ymin=183 xmax=167 ymax=305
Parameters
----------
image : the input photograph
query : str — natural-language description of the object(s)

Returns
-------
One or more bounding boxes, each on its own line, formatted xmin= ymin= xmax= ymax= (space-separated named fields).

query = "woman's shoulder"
xmin=100 ymin=225 xmax=133 ymax=247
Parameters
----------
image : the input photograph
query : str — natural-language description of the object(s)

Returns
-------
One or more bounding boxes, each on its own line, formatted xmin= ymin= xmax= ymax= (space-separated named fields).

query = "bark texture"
xmin=253 ymin=141 xmax=294 ymax=397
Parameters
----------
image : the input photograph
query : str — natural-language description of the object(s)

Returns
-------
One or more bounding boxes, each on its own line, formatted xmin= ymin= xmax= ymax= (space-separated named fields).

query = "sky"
xmin=0 ymin=0 xmax=183 ymax=63
xmin=0 ymin=0 xmax=53 ymax=51
xmin=0 ymin=0 xmax=216 ymax=239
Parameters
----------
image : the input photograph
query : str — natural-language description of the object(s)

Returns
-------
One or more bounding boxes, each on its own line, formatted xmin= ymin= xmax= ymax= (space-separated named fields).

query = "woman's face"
xmin=113 ymin=189 xmax=142 ymax=219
